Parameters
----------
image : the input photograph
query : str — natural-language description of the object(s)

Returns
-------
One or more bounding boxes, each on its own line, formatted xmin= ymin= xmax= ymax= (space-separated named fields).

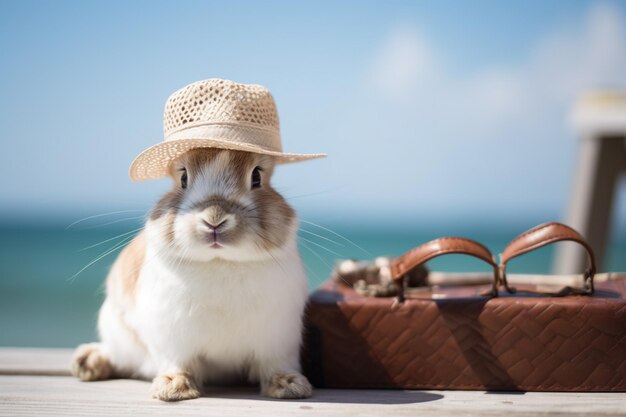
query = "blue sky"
xmin=1 ymin=0 xmax=625 ymax=230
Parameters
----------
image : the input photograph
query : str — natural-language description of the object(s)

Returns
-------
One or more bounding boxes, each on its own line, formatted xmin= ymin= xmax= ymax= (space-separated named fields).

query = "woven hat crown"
xmin=163 ymin=79 xmax=280 ymax=137
xmin=128 ymin=78 xmax=325 ymax=181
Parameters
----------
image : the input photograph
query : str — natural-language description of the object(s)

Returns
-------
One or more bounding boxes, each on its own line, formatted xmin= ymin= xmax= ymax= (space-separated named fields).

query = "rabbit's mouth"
xmin=206 ymin=231 xmax=224 ymax=248
xmin=200 ymin=218 xmax=231 ymax=248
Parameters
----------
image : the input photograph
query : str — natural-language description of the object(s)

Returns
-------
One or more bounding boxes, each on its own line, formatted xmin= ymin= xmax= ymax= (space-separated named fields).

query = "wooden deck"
xmin=1 ymin=348 xmax=625 ymax=416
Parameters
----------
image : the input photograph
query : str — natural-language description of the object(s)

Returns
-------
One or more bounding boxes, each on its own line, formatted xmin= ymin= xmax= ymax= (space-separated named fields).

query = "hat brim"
xmin=129 ymin=138 xmax=326 ymax=181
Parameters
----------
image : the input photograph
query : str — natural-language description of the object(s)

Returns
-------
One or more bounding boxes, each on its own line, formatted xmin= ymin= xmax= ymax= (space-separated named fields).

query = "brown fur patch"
xmin=255 ymin=187 xmax=295 ymax=250
xmin=183 ymin=148 xmax=220 ymax=180
xmin=149 ymin=190 xmax=182 ymax=246
xmin=106 ymin=232 xmax=146 ymax=302
xmin=228 ymin=149 xmax=257 ymax=190
xmin=150 ymin=189 xmax=183 ymax=221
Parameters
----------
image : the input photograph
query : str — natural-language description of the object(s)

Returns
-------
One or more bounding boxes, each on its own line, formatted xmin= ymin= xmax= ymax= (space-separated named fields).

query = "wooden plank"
xmin=555 ymin=134 xmax=626 ymax=273
xmin=0 ymin=348 xmax=72 ymax=376
xmin=555 ymin=91 xmax=626 ymax=275
xmin=1 ymin=348 xmax=625 ymax=416
xmin=1 ymin=375 xmax=626 ymax=417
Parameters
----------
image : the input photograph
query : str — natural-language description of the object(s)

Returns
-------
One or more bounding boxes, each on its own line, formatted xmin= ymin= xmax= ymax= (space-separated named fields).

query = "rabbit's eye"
xmin=251 ymin=167 xmax=262 ymax=189
xmin=180 ymin=169 xmax=188 ymax=189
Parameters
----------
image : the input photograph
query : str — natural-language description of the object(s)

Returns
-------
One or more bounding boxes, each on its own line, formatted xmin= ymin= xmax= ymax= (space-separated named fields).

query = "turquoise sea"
xmin=1 ymin=217 xmax=625 ymax=348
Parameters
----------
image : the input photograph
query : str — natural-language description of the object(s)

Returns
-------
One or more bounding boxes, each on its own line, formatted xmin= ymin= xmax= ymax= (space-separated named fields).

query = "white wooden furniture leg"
xmin=554 ymin=92 xmax=626 ymax=274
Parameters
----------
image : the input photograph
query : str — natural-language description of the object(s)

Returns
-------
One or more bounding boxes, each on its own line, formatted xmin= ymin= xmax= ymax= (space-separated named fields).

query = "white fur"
xmin=74 ymin=150 xmax=312 ymax=399
xmin=97 ymin=218 xmax=308 ymax=389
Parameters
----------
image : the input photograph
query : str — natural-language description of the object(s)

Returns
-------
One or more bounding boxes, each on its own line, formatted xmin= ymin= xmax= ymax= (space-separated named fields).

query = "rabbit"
xmin=71 ymin=147 xmax=313 ymax=401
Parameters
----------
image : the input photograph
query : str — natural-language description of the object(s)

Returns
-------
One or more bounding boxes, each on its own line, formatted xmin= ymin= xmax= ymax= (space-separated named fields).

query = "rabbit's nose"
xmin=202 ymin=219 xmax=227 ymax=231
xmin=200 ymin=205 xmax=235 ymax=231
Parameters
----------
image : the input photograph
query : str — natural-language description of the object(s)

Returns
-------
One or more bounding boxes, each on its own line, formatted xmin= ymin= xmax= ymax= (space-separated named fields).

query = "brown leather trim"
xmin=391 ymin=237 xmax=496 ymax=280
xmin=500 ymin=222 xmax=595 ymax=270
xmin=389 ymin=222 xmax=597 ymax=299
xmin=391 ymin=237 xmax=499 ymax=300
xmin=499 ymin=222 xmax=596 ymax=295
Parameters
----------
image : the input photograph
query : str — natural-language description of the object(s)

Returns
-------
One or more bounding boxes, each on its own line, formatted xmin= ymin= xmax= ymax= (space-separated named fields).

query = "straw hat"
xmin=129 ymin=78 xmax=326 ymax=181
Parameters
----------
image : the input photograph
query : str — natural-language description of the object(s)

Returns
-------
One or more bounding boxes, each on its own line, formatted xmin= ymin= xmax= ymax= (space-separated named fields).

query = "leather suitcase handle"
xmin=499 ymin=222 xmax=596 ymax=295
xmin=391 ymin=237 xmax=499 ymax=300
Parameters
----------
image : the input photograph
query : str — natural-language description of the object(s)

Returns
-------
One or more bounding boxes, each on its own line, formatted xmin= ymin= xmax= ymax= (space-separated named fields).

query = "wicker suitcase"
xmin=302 ymin=223 xmax=626 ymax=391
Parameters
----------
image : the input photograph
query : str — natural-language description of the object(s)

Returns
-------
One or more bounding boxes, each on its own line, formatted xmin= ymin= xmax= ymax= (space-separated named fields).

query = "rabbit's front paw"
xmin=151 ymin=373 xmax=200 ymax=401
xmin=262 ymin=372 xmax=313 ymax=399
xmin=71 ymin=343 xmax=112 ymax=381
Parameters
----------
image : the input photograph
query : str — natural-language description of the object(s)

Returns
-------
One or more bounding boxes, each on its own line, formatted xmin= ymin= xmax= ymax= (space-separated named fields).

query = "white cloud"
xmin=366 ymin=26 xmax=440 ymax=101
xmin=531 ymin=2 xmax=626 ymax=105
xmin=367 ymin=2 xmax=626 ymax=134
xmin=345 ymin=2 xmax=626 ymax=219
